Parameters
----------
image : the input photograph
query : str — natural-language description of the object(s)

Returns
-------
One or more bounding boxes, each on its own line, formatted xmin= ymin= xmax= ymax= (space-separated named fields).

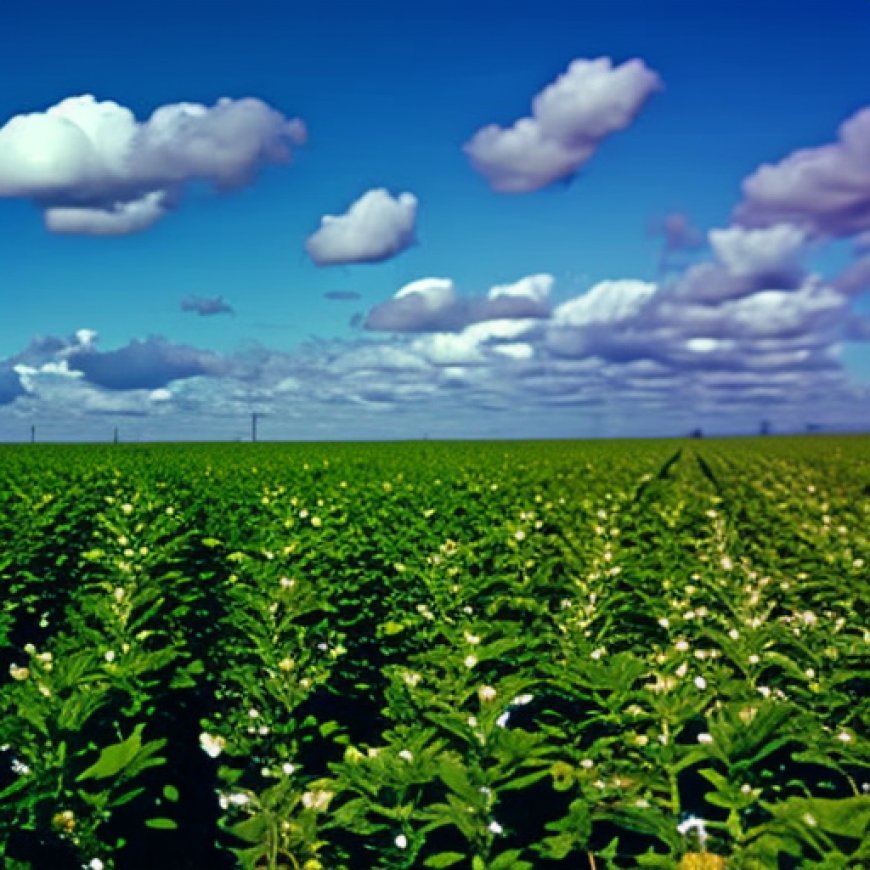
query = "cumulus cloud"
xmin=553 ymin=280 xmax=657 ymax=327
xmin=709 ymin=223 xmax=807 ymax=285
xmin=465 ymin=57 xmax=661 ymax=192
xmin=364 ymin=273 xmax=552 ymax=333
xmin=13 ymin=358 xmax=176 ymax=417
xmin=45 ymin=190 xmax=169 ymax=235
xmin=66 ymin=336 xmax=226 ymax=390
xmin=0 ymin=94 xmax=305 ymax=234
xmin=181 ymin=295 xmax=234 ymax=316
xmin=735 ymin=105 xmax=870 ymax=237
xmin=0 ymin=364 xmax=24 ymax=405
xmin=365 ymin=277 xmax=458 ymax=332
xmin=305 ymin=189 xmax=418 ymax=265
xmin=412 ymin=319 xmax=539 ymax=366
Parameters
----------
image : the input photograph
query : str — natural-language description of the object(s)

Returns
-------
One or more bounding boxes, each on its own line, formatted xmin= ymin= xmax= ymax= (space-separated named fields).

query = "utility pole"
xmin=113 ymin=426 xmax=119 ymax=444
xmin=30 ymin=425 xmax=35 ymax=444
xmin=251 ymin=413 xmax=260 ymax=443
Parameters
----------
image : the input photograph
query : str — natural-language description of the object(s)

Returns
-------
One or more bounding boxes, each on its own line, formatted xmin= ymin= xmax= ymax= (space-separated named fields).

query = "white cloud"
xmin=305 ymin=188 xmax=418 ymax=265
xmin=553 ymin=279 xmax=657 ymax=326
xmin=395 ymin=276 xmax=454 ymax=305
xmin=487 ymin=273 xmax=553 ymax=304
xmin=491 ymin=342 xmax=534 ymax=360
xmin=709 ymin=223 xmax=807 ymax=279
xmin=364 ymin=273 xmax=552 ymax=333
xmin=0 ymin=94 xmax=305 ymax=234
xmin=44 ymin=191 xmax=168 ymax=235
xmin=365 ymin=277 xmax=458 ymax=331
xmin=720 ymin=281 xmax=845 ymax=337
xmin=465 ymin=57 xmax=661 ymax=192
xmin=735 ymin=105 xmax=870 ymax=237
xmin=412 ymin=318 xmax=537 ymax=366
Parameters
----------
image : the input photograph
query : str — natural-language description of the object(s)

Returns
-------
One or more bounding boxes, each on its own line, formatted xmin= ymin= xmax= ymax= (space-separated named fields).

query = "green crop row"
xmin=0 ymin=438 xmax=868 ymax=869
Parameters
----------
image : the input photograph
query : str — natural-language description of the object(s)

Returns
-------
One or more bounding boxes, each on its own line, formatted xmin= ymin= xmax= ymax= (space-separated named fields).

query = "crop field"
xmin=0 ymin=437 xmax=868 ymax=869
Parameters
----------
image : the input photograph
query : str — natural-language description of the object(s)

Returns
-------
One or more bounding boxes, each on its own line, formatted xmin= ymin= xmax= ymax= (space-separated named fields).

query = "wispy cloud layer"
xmin=465 ymin=57 xmax=661 ymax=192
xmin=0 ymin=95 xmax=305 ymax=234
xmin=305 ymin=188 xmax=418 ymax=265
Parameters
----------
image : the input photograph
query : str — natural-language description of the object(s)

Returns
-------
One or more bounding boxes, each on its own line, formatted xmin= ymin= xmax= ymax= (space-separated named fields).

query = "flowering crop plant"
xmin=0 ymin=437 xmax=867 ymax=869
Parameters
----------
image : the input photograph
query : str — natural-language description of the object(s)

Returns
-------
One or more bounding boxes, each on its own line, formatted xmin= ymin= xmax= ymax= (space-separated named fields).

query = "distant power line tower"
xmin=30 ymin=425 xmax=35 ymax=444
xmin=251 ymin=413 xmax=262 ymax=443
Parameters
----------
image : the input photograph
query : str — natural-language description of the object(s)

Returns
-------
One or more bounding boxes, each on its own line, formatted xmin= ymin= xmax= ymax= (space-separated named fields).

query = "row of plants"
xmin=0 ymin=438 xmax=867 ymax=868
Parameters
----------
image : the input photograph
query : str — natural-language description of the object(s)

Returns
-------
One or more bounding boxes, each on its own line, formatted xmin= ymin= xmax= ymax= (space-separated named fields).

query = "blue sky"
xmin=3 ymin=0 xmax=870 ymax=440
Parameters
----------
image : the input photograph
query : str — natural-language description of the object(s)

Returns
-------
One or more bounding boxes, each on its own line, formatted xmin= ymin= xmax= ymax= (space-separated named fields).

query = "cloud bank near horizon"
xmin=3 ymin=237 xmax=869 ymax=437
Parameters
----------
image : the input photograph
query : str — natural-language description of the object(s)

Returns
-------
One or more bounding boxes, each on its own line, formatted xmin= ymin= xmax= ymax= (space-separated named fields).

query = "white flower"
xmin=464 ymin=654 xmax=478 ymax=669
xmin=228 ymin=792 xmax=251 ymax=806
xmin=248 ymin=708 xmax=260 ymax=718
xmin=694 ymin=676 xmax=707 ymax=690
xmin=657 ymin=617 xmax=670 ymax=629
xmin=580 ymin=758 xmax=594 ymax=769
xmin=511 ymin=693 xmax=534 ymax=706
xmin=836 ymin=731 xmax=853 ymax=743
xmin=478 ymin=685 xmax=497 ymax=703
xmin=464 ymin=631 xmax=481 ymax=645
xmin=395 ymin=833 xmax=408 ymax=849
xmin=398 ymin=749 xmax=414 ymax=762
xmin=677 ymin=815 xmax=708 ymax=845
xmin=496 ymin=712 xmax=510 ymax=728
xmin=301 ymin=789 xmax=333 ymax=812
xmin=11 ymin=758 xmax=31 ymax=775
xmin=199 ymin=732 xmax=226 ymax=758
xmin=488 ymin=819 xmax=504 ymax=835
xmin=89 ymin=859 xmax=105 ymax=870
xmin=675 ymin=639 xmax=689 ymax=652
xmin=697 ymin=733 xmax=714 ymax=745
xmin=104 ymin=650 xmax=115 ymax=663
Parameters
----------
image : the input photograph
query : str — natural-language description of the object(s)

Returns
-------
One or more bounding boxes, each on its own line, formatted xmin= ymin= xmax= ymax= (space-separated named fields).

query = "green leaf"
xmin=162 ymin=784 xmax=180 ymax=802
xmin=77 ymin=724 xmax=145 ymax=781
xmin=424 ymin=852 xmax=466 ymax=868
xmin=489 ymin=850 xmax=531 ymax=869
xmin=145 ymin=817 xmax=177 ymax=830
xmin=500 ymin=769 xmax=548 ymax=791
